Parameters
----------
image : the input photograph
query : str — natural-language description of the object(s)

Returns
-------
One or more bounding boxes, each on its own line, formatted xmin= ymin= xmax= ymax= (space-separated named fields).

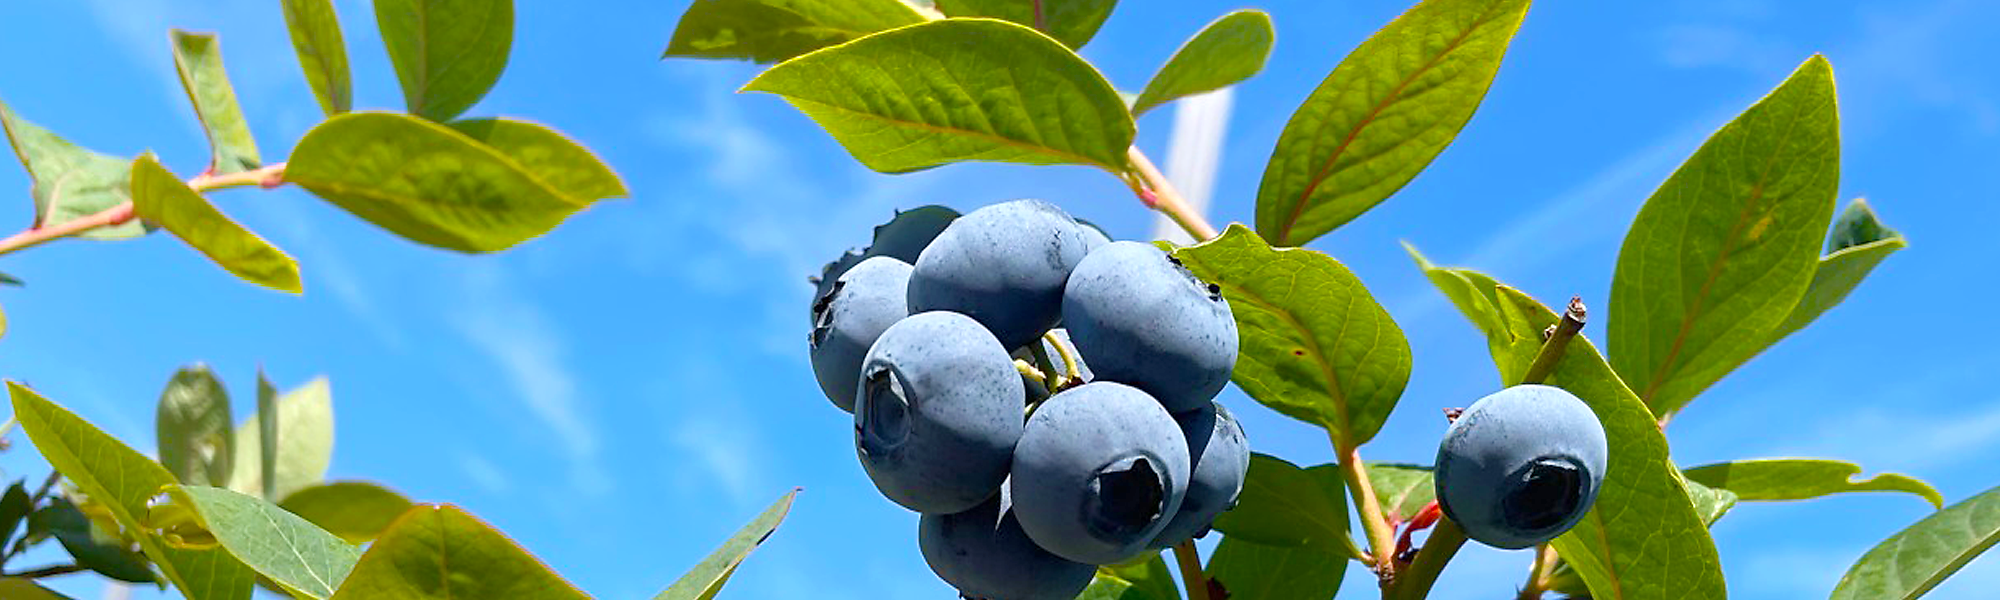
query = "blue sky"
xmin=1 ymin=0 xmax=1996 ymax=598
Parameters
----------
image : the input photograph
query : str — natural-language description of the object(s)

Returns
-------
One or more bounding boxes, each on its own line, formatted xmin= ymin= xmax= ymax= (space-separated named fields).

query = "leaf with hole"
xmin=655 ymin=488 xmax=796 ymax=600
xmin=0 ymin=100 xmax=148 ymax=239
xmin=663 ymin=0 xmax=930 ymax=64
xmin=1831 ymin=483 xmax=2000 ymax=600
xmin=281 ymin=0 xmax=352 ymax=116
xmin=1170 ymin=225 xmax=1411 ymax=450
xmin=743 ymin=18 xmax=1134 ymax=173
xmin=156 ymin=365 xmax=236 ymax=487
xmin=935 ymin=0 xmax=1116 ymax=49
xmin=171 ymin=30 xmax=262 ymax=174
xmin=171 ymin=485 xmax=360 ymax=599
xmin=331 ymin=505 xmax=587 ymax=599
xmin=1130 ymin=10 xmax=1273 ymax=117
xmin=1255 ymin=0 xmax=1531 ymax=246
xmin=1609 ymin=55 xmax=1841 ymax=419
xmin=1684 ymin=458 xmax=1941 ymax=508
xmin=286 ymin=112 xmax=594 ymax=252
xmin=375 ymin=0 xmax=512 ymax=122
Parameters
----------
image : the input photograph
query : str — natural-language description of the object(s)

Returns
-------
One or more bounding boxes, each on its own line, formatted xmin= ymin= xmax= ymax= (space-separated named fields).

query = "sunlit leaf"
xmin=446 ymin=118 xmax=627 ymax=203
xmin=935 ymin=0 xmax=1115 ymax=49
xmin=170 ymin=30 xmax=262 ymax=174
xmin=1831 ymin=483 xmax=2000 ymax=600
xmin=663 ymin=0 xmax=929 ymax=64
xmin=1211 ymin=454 xmax=1347 ymax=549
xmin=172 ymin=485 xmax=360 ymax=599
xmin=156 ymin=365 xmax=236 ymax=487
xmin=1770 ymin=199 xmax=1904 ymax=342
xmin=1685 ymin=458 xmax=1942 ymax=508
xmin=130 ymin=155 xmax=300 ymax=292
xmin=0 ymin=578 xmax=74 ymax=599
xmin=0 ymin=100 xmax=147 ymax=239
xmin=228 ymin=376 xmax=333 ymax=501
xmin=375 ymin=0 xmax=512 ymax=122
xmin=279 ymin=482 xmax=415 ymax=545
xmin=1367 ymin=463 xmax=1435 ymax=522
xmin=655 ymin=489 xmax=797 ymax=600
xmin=331 ymin=505 xmax=587 ymax=599
xmin=1130 ymin=10 xmax=1273 ymax=117
xmin=1084 ymin=553 xmax=1179 ymax=600
xmin=281 ymin=0 xmax=353 ymax=116
xmin=1205 ymin=536 xmax=1345 ymax=600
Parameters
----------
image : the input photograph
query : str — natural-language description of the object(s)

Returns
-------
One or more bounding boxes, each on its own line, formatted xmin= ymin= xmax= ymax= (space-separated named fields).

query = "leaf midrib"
xmin=1219 ymin=268 xmax=1355 ymax=444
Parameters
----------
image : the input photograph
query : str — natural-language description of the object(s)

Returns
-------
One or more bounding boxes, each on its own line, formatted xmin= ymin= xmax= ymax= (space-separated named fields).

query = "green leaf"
xmin=279 ymin=482 xmax=415 ymax=544
xmin=374 ymin=0 xmax=512 ymax=122
xmin=1130 ymin=10 xmax=1273 ymax=117
xmin=662 ymin=0 xmax=930 ymax=64
xmin=1085 ymin=553 xmax=1180 ymax=600
xmin=255 ymin=371 xmax=280 ymax=500
xmin=228 ymin=376 xmax=333 ymax=500
xmin=446 ymin=118 xmax=627 ymax=202
xmin=1254 ymin=0 xmax=1531 ymax=246
xmin=332 ymin=505 xmax=588 ymax=599
xmin=0 ymin=100 xmax=148 ymax=239
xmin=742 ymin=18 xmax=1135 ymax=173
xmin=172 ymin=486 xmax=360 ymax=599
xmin=281 ymin=0 xmax=352 ymax=116
xmin=130 ymin=155 xmax=301 ymax=293
xmin=1684 ymin=459 xmax=1942 ymax=508
xmin=0 ymin=578 xmax=75 ymax=599
xmin=0 ymin=271 xmax=19 ymax=286
xmin=156 ymin=365 xmax=236 ymax=487
xmin=1205 ymin=537 xmax=1346 ymax=600
xmin=935 ymin=0 xmax=1115 ymax=49
xmin=1170 ymin=225 xmax=1411 ymax=449
xmin=8 ymin=382 xmax=256 ymax=599
xmin=170 ymin=30 xmax=262 ymax=174
xmin=286 ymin=112 xmax=594 ymax=252
xmin=1683 ymin=478 xmax=1738 ymax=527
xmin=1609 ymin=55 xmax=1841 ymax=419
xmin=1211 ymin=454 xmax=1348 ymax=549
xmin=655 ymin=489 xmax=797 ymax=600
xmin=1770 ymin=199 xmax=1904 ymax=342
xmin=1477 ymin=289 xmax=1727 ymax=600
xmin=0 ymin=482 xmax=30 ymax=548
xmin=1831 ymin=483 xmax=2000 ymax=600
xmin=31 ymin=498 xmax=157 ymax=583
xmin=1366 ymin=463 xmax=1435 ymax=522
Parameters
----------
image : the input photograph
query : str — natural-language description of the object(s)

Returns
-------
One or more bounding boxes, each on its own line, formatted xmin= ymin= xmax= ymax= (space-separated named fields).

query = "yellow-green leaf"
xmin=934 ymin=0 xmax=1115 ymax=49
xmin=375 ymin=0 xmax=512 ymax=122
xmin=285 ymin=112 xmax=593 ymax=253
xmin=1684 ymin=459 xmax=1942 ymax=508
xmin=1255 ymin=0 xmax=1531 ymax=246
xmin=655 ymin=489 xmax=797 ymax=600
xmin=228 ymin=376 xmax=334 ymax=500
xmin=743 ymin=18 xmax=1135 ymax=173
xmin=171 ymin=30 xmax=262 ymax=174
xmin=0 ymin=100 xmax=148 ymax=239
xmin=663 ymin=0 xmax=930 ymax=64
xmin=1831 ymin=483 xmax=2000 ymax=600
xmin=0 ymin=578 xmax=74 ymax=600
xmin=129 ymin=155 xmax=300 ymax=293
xmin=172 ymin=485 xmax=361 ymax=599
xmin=1204 ymin=536 xmax=1346 ymax=600
xmin=1130 ymin=10 xmax=1273 ymax=117
xmin=279 ymin=482 xmax=415 ymax=545
xmin=331 ymin=505 xmax=588 ymax=599
xmin=281 ymin=0 xmax=352 ymax=116
xmin=447 ymin=118 xmax=627 ymax=203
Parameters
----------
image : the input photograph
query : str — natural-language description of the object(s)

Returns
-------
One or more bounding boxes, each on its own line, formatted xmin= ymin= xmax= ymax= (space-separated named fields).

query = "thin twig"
xmin=7 ymin=563 xmax=86 ymax=579
xmin=1172 ymin=541 xmax=1212 ymax=600
xmin=1124 ymin=147 xmax=1220 ymax=241
xmin=1521 ymin=297 xmax=1586 ymax=386
xmin=0 ymin=163 xmax=285 ymax=257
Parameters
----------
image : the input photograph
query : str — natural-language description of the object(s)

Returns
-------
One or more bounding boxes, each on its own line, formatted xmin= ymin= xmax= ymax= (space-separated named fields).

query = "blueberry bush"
xmin=0 ymin=0 xmax=791 ymax=598
xmin=654 ymin=0 xmax=1998 ymax=599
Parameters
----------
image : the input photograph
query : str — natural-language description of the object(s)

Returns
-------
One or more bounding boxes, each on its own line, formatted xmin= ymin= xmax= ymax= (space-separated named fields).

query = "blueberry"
xmin=1148 ymin=402 xmax=1249 ymax=548
xmin=1011 ymin=382 xmax=1190 ymax=565
xmin=809 ymin=257 xmax=911 ymax=413
xmin=1434 ymin=384 xmax=1608 ymax=549
xmin=920 ymin=485 xmax=1096 ymax=600
xmin=908 ymin=199 xmax=1093 ymax=350
xmin=808 ymin=247 xmax=866 ymax=324
xmin=867 ymin=205 xmax=960 ymax=263
xmin=1062 ymin=241 xmax=1238 ymax=413
xmin=856 ymin=311 xmax=1025 ymax=514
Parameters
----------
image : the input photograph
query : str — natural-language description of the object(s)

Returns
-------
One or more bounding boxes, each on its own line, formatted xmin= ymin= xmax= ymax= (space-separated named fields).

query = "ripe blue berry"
xmin=1434 ymin=384 xmax=1608 ymax=549
xmin=867 ymin=205 xmax=959 ymax=263
xmin=856 ymin=311 xmax=1025 ymax=514
xmin=1063 ymin=241 xmax=1238 ymax=413
xmin=1148 ymin=402 xmax=1250 ymax=548
xmin=908 ymin=199 xmax=1094 ymax=350
xmin=920 ymin=486 xmax=1095 ymax=600
xmin=1011 ymin=382 xmax=1190 ymax=565
xmin=808 ymin=247 xmax=865 ymax=324
xmin=809 ymin=257 xmax=911 ymax=413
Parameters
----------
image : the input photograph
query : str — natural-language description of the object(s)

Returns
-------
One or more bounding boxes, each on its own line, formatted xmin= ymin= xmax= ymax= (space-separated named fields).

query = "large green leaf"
xmin=172 ymin=485 xmax=361 ymax=599
xmin=934 ymin=0 xmax=1115 ymax=49
xmin=1770 ymin=199 xmax=1904 ymax=341
xmin=446 ymin=118 xmax=627 ymax=203
xmin=662 ymin=0 xmax=930 ymax=64
xmin=1254 ymin=0 xmax=1531 ymax=246
xmin=1083 ymin=553 xmax=1179 ymax=600
xmin=286 ymin=112 xmax=593 ymax=252
xmin=170 ymin=30 xmax=262 ymax=174
xmin=1130 ymin=10 xmax=1273 ymax=117
xmin=0 ymin=100 xmax=147 ymax=239
xmin=281 ymin=0 xmax=352 ymax=116
xmin=8 ymin=382 xmax=256 ymax=599
xmin=156 ymin=365 xmax=236 ymax=487
xmin=655 ymin=489 xmax=797 ymax=600
xmin=1684 ymin=459 xmax=1941 ymax=508
xmin=1170 ymin=225 xmax=1411 ymax=449
xmin=1477 ymin=288 xmax=1727 ymax=600
xmin=1609 ymin=55 xmax=1841 ymax=418
xmin=1205 ymin=536 xmax=1346 ymax=600
xmin=1211 ymin=454 xmax=1347 ymax=548
xmin=1831 ymin=483 xmax=2000 ymax=600
xmin=374 ymin=0 xmax=512 ymax=122
xmin=130 ymin=155 xmax=300 ymax=293
xmin=279 ymin=482 xmax=415 ymax=544
xmin=31 ymin=497 xmax=157 ymax=583
xmin=742 ymin=18 xmax=1135 ymax=173
xmin=1366 ymin=463 xmax=1435 ymax=522
xmin=330 ymin=505 xmax=587 ymax=599
xmin=228 ymin=376 xmax=333 ymax=500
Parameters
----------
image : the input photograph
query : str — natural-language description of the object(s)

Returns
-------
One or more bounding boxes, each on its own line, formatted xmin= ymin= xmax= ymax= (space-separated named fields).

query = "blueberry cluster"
xmin=809 ymin=200 xmax=1250 ymax=600
xmin=1434 ymin=384 xmax=1608 ymax=549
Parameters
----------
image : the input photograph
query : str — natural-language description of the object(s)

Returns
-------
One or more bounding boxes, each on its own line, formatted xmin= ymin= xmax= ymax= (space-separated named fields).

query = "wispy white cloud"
xmin=449 ymin=263 xmax=611 ymax=497
xmin=456 ymin=450 xmax=513 ymax=495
